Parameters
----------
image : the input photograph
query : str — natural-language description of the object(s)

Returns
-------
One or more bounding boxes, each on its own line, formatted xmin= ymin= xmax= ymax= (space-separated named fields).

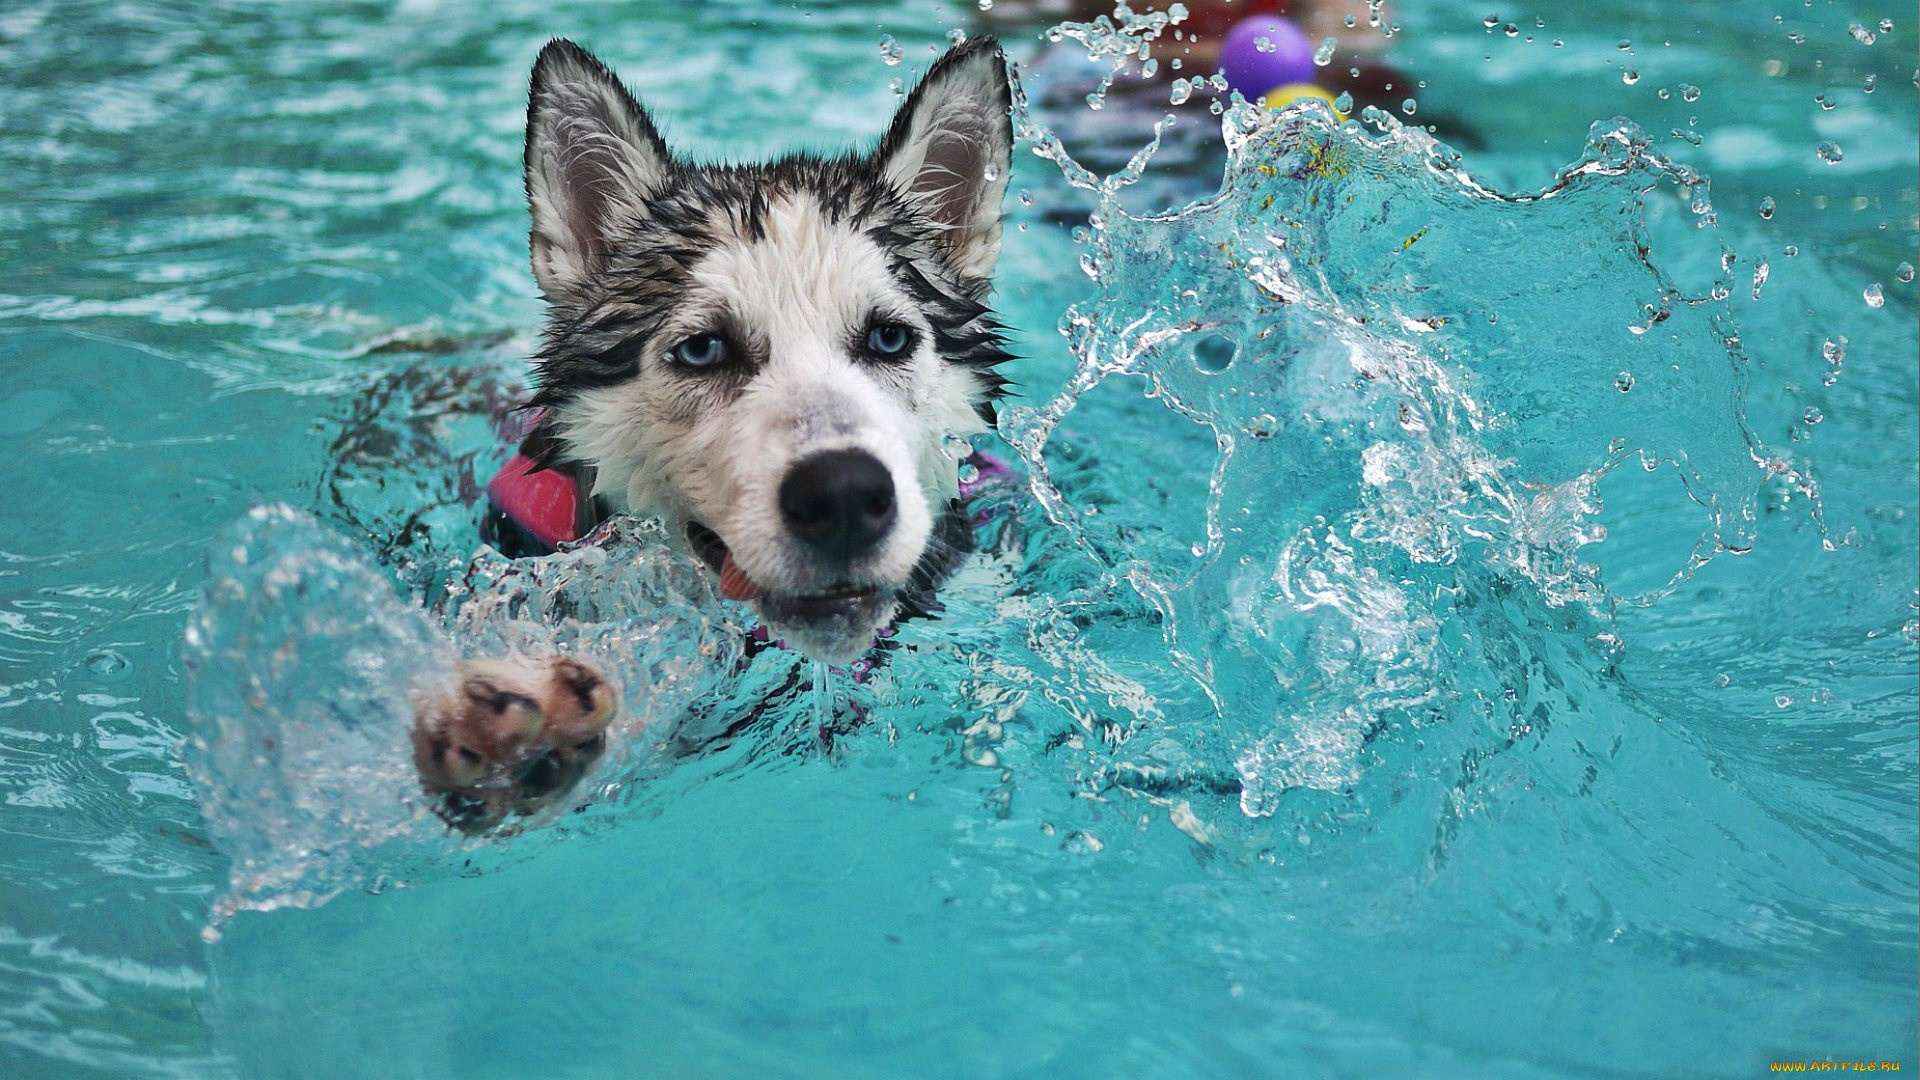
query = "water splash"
xmin=1001 ymin=86 xmax=1777 ymax=810
xmin=181 ymin=506 xmax=746 ymax=928
xmin=182 ymin=507 xmax=447 ymax=928
xmin=1044 ymin=0 xmax=1185 ymax=113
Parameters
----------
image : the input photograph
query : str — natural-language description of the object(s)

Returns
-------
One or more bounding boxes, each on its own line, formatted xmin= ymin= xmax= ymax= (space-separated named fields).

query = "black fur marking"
xmin=887 ymin=253 xmax=1014 ymax=424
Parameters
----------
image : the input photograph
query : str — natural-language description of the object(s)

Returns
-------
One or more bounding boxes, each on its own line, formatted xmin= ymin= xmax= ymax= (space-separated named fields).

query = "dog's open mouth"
xmin=685 ymin=520 xmax=888 ymax=623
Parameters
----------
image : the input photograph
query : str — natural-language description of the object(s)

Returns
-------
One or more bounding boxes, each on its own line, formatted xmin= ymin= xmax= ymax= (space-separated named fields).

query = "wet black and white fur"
xmin=521 ymin=37 xmax=1014 ymax=663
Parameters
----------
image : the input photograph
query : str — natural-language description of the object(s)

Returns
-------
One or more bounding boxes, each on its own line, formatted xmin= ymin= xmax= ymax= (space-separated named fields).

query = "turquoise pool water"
xmin=3 ymin=1 xmax=1915 ymax=1075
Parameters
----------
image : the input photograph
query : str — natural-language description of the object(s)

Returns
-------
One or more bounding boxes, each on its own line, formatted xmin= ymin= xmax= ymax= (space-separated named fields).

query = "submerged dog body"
xmin=414 ymin=38 xmax=1017 ymax=829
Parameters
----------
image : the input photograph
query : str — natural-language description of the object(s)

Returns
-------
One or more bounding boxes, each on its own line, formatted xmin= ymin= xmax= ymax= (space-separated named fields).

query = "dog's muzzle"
xmin=684 ymin=446 xmax=914 ymax=661
xmin=778 ymin=449 xmax=897 ymax=562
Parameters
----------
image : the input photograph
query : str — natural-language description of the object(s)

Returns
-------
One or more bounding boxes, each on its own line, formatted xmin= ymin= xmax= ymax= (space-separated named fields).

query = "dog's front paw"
xmin=411 ymin=655 xmax=617 ymax=833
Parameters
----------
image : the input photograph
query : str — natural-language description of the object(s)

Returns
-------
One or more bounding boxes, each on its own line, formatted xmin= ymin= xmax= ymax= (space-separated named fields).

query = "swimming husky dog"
xmin=411 ymin=37 xmax=1016 ymax=830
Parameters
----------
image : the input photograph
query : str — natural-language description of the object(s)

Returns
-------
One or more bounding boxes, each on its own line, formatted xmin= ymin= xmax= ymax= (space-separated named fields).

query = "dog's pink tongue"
xmin=719 ymin=552 xmax=764 ymax=602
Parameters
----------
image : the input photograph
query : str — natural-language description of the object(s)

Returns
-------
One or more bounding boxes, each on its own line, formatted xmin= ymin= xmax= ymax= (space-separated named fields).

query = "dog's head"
xmin=519 ymin=37 xmax=1013 ymax=663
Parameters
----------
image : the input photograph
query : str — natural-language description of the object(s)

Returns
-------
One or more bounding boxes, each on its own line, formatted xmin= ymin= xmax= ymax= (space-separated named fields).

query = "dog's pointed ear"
xmin=876 ymin=38 xmax=1013 ymax=283
xmin=524 ymin=39 xmax=670 ymax=301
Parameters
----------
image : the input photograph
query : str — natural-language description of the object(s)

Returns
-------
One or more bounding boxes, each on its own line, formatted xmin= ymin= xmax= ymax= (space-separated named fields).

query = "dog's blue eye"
xmin=867 ymin=323 xmax=912 ymax=357
xmin=670 ymin=333 xmax=728 ymax=369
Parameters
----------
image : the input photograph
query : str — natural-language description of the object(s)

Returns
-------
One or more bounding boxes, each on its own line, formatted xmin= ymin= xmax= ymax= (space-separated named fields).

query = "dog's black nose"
xmin=779 ymin=449 xmax=897 ymax=560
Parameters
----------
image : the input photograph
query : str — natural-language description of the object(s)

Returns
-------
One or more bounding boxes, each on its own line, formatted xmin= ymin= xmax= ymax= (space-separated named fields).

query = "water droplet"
xmin=1814 ymin=92 xmax=1836 ymax=110
xmin=1254 ymin=34 xmax=1276 ymax=54
xmin=947 ymin=27 xmax=967 ymax=45
xmin=1622 ymin=69 xmax=1640 ymax=85
xmin=1617 ymin=39 xmax=1633 ymax=51
xmin=1847 ymin=21 xmax=1876 ymax=45
xmin=1863 ymin=282 xmax=1884 ymax=308
xmin=1657 ymin=87 xmax=1671 ymax=100
xmin=1787 ymin=31 xmax=1806 ymax=44
xmin=878 ymin=34 xmax=903 ymax=65
xmin=1483 ymin=13 xmax=1500 ymax=30
xmin=1879 ymin=18 xmax=1896 ymax=33
xmin=977 ymin=0 xmax=994 ymax=10
xmin=1759 ymin=195 xmax=1776 ymax=219
xmin=84 ymin=649 xmax=131 ymax=680
xmin=1614 ymin=371 xmax=1635 ymax=392
xmin=1715 ymin=672 xmax=1732 ymax=688
xmin=1679 ymin=83 xmax=1701 ymax=102
xmin=1333 ymin=90 xmax=1353 ymax=114
xmin=1401 ymin=98 xmax=1417 ymax=114
xmin=1896 ymin=262 xmax=1915 ymax=284
xmin=1821 ymin=334 xmax=1847 ymax=385
xmin=1862 ymin=73 xmax=1878 ymax=93
xmin=1783 ymin=245 xmax=1800 ymax=258
xmin=1816 ymin=140 xmax=1843 ymax=164
xmin=1169 ymin=78 xmax=1193 ymax=105
xmin=1751 ymin=259 xmax=1770 ymax=300
xmin=1314 ymin=37 xmax=1337 ymax=66
xmin=1802 ymin=406 xmax=1824 ymax=425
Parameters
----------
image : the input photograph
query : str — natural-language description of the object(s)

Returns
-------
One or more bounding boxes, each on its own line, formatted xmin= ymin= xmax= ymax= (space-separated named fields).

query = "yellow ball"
xmin=1258 ymin=83 xmax=1347 ymax=121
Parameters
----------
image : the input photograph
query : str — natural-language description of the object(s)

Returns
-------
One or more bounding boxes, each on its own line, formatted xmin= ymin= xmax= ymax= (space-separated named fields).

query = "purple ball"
xmin=1218 ymin=15 xmax=1317 ymax=100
